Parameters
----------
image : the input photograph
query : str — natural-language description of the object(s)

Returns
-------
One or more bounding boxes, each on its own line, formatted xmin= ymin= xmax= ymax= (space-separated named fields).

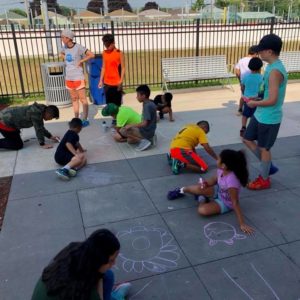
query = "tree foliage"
xmin=87 ymin=0 xmax=104 ymax=15
xmin=141 ymin=2 xmax=159 ymax=11
xmin=9 ymin=9 xmax=27 ymax=17
xmin=107 ymin=0 xmax=132 ymax=13
xmin=59 ymin=5 xmax=76 ymax=17
xmin=192 ymin=0 xmax=204 ymax=11
xmin=29 ymin=0 xmax=61 ymax=17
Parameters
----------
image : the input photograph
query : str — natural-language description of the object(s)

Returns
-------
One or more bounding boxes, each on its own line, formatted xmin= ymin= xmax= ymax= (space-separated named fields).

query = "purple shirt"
xmin=217 ymin=169 xmax=241 ymax=209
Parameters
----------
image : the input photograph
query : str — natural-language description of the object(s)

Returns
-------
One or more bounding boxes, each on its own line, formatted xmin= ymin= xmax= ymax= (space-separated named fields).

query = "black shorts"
xmin=104 ymin=85 xmax=122 ymax=106
xmin=244 ymin=116 xmax=280 ymax=150
xmin=55 ymin=152 xmax=74 ymax=166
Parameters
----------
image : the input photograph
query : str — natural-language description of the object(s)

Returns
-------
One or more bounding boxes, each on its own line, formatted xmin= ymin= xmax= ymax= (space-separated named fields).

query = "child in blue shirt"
xmin=240 ymin=57 xmax=263 ymax=137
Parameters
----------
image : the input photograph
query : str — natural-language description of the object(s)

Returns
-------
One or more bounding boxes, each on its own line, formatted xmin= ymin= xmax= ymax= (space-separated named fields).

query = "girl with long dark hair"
xmin=31 ymin=229 xmax=131 ymax=300
xmin=167 ymin=149 xmax=254 ymax=234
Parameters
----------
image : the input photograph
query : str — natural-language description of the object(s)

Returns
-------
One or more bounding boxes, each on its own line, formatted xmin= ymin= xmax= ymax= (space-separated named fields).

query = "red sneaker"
xmin=247 ymin=175 xmax=271 ymax=190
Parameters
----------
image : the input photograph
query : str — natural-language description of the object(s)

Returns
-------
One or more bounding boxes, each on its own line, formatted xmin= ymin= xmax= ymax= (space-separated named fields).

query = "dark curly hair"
xmin=219 ymin=149 xmax=249 ymax=186
xmin=41 ymin=229 xmax=120 ymax=300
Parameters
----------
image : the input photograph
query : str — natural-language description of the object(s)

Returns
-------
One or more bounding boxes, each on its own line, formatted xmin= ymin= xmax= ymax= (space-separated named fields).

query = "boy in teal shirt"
xmin=243 ymin=34 xmax=287 ymax=190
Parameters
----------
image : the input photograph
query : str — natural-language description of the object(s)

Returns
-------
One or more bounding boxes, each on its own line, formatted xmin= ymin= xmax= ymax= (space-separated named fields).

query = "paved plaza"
xmin=1 ymin=84 xmax=300 ymax=299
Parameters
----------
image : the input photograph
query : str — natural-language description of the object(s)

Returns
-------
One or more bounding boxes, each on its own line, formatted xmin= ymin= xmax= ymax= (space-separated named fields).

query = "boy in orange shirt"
xmin=98 ymin=34 xmax=125 ymax=126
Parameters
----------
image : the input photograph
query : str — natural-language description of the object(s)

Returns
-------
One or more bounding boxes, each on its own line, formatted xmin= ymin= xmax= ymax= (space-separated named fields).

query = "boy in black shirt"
xmin=55 ymin=118 xmax=87 ymax=180
xmin=153 ymin=92 xmax=174 ymax=122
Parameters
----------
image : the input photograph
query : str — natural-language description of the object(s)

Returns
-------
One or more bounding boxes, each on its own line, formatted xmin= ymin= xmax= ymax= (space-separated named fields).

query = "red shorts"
xmin=65 ymin=80 xmax=85 ymax=90
xmin=170 ymin=148 xmax=208 ymax=172
xmin=0 ymin=121 xmax=16 ymax=132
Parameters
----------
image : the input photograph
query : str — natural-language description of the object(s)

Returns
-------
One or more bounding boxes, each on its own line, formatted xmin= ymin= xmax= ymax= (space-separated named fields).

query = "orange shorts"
xmin=65 ymin=80 xmax=85 ymax=90
xmin=170 ymin=148 xmax=208 ymax=172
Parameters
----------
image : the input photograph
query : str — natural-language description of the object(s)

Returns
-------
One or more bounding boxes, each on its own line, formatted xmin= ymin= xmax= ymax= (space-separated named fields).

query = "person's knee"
xmin=79 ymin=97 xmax=88 ymax=104
xmin=198 ymin=205 xmax=209 ymax=216
xmin=242 ymin=138 xmax=250 ymax=146
xmin=13 ymin=140 xmax=23 ymax=150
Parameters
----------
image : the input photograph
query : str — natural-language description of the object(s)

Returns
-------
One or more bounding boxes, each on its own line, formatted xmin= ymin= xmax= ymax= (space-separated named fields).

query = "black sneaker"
xmin=167 ymin=187 xmax=184 ymax=200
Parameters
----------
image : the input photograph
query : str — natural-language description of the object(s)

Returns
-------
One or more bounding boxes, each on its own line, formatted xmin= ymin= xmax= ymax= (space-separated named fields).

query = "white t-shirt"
xmin=235 ymin=57 xmax=252 ymax=80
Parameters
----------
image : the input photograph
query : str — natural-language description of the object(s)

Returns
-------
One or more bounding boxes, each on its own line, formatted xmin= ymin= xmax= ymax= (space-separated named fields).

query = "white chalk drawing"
xmin=250 ymin=263 xmax=280 ymax=300
xmin=129 ymin=281 xmax=153 ymax=299
xmin=117 ymin=226 xmax=180 ymax=273
xmin=222 ymin=268 xmax=254 ymax=300
xmin=89 ymin=135 xmax=112 ymax=146
xmin=204 ymin=222 xmax=246 ymax=246
xmin=80 ymin=165 xmax=122 ymax=185
xmin=223 ymin=263 xmax=280 ymax=300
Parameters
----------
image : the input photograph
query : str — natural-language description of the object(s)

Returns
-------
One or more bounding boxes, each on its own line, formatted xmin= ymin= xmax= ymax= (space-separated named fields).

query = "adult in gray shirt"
xmin=122 ymin=85 xmax=157 ymax=151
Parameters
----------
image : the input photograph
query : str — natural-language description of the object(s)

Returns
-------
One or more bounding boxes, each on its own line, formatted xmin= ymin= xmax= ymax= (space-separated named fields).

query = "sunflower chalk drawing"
xmin=117 ymin=226 xmax=180 ymax=273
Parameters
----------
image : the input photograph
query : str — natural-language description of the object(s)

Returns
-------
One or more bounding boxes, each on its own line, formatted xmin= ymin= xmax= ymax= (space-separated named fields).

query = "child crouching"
xmin=55 ymin=118 xmax=87 ymax=180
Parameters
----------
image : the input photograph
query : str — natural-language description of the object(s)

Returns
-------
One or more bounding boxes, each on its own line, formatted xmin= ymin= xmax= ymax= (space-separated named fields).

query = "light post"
xmin=23 ymin=0 xmax=31 ymax=26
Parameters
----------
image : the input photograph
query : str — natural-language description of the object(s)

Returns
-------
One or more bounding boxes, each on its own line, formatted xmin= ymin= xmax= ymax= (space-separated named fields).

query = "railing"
xmin=1 ymin=18 xmax=300 ymax=97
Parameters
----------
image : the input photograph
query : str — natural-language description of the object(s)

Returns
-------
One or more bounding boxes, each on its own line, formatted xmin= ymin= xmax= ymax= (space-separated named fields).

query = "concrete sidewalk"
xmin=1 ymin=82 xmax=300 ymax=177
xmin=1 ymin=83 xmax=300 ymax=299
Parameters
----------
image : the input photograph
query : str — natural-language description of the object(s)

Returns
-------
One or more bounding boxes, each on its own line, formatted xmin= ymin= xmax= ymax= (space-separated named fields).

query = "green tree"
xmin=141 ymin=2 xmax=159 ymax=11
xmin=59 ymin=5 xmax=76 ymax=17
xmin=192 ymin=0 xmax=204 ymax=11
xmin=9 ymin=8 xmax=27 ymax=17
xmin=29 ymin=0 xmax=61 ymax=17
xmin=87 ymin=0 xmax=104 ymax=14
xmin=215 ymin=0 xmax=241 ymax=8
xmin=108 ymin=0 xmax=132 ymax=13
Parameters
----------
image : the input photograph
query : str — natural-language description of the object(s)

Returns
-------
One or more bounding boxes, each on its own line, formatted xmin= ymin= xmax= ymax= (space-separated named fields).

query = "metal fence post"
xmin=195 ymin=18 xmax=200 ymax=57
xmin=111 ymin=20 xmax=115 ymax=36
xmin=270 ymin=17 xmax=275 ymax=34
xmin=11 ymin=23 xmax=26 ymax=98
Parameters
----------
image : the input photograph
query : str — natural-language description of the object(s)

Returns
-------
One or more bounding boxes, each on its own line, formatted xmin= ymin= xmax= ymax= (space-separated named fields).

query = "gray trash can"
xmin=41 ymin=62 xmax=71 ymax=107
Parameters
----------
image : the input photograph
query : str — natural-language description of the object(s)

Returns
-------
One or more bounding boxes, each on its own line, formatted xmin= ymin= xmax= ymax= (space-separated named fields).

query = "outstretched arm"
xmin=202 ymin=143 xmax=218 ymax=160
xmin=229 ymin=188 xmax=254 ymax=234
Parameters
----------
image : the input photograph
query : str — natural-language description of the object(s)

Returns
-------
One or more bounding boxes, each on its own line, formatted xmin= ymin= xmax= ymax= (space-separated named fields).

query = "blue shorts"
xmin=213 ymin=186 xmax=232 ymax=214
xmin=242 ymin=103 xmax=256 ymax=118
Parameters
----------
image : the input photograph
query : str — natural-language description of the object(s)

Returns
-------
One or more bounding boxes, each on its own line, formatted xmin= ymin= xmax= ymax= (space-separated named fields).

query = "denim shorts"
xmin=242 ymin=103 xmax=256 ymax=118
xmin=213 ymin=186 xmax=232 ymax=214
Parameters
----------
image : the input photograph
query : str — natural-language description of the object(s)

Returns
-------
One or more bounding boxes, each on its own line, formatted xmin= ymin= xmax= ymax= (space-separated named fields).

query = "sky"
xmin=0 ymin=0 xmax=193 ymax=13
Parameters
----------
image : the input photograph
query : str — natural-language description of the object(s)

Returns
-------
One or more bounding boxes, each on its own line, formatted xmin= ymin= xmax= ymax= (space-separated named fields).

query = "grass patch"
xmin=0 ymin=94 xmax=46 ymax=105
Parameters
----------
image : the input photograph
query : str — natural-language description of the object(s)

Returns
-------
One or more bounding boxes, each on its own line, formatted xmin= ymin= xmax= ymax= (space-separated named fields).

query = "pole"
xmin=5 ymin=9 xmax=9 ymax=27
xmin=24 ymin=0 xmax=31 ymax=26
xmin=40 ymin=0 xmax=49 ymax=29
xmin=11 ymin=23 xmax=26 ymax=97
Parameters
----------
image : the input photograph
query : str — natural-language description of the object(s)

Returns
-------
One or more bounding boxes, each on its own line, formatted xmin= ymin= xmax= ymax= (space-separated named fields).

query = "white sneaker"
xmin=135 ymin=139 xmax=151 ymax=151
xmin=150 ymin=134 xmax=157 ymax=147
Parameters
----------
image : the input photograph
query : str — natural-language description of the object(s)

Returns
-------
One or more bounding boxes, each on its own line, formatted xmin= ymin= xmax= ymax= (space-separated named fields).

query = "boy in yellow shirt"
xmin=169 ymin=120 xmax=218 ymax=174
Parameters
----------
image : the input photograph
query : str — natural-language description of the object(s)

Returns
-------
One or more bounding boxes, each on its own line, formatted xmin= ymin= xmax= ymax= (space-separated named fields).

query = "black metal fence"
xmin=1 ymin=18 xmax=300 ymax=98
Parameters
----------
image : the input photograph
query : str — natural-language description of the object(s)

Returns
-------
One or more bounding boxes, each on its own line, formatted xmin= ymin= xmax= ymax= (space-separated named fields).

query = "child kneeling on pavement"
xmin=55 ymin=118 xmax=87 ymax=180
xmin=122 ymin=85 xmax=157 ymax=151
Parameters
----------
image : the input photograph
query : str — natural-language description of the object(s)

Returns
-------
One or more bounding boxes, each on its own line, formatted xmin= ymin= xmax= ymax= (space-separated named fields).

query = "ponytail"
xmin=219 ymin=149 xmax=249 ymax=186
